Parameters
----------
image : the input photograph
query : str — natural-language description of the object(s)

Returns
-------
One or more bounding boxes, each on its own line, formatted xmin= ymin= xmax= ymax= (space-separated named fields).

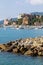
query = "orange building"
xmin=22 ymin=16 xmax=29 ymax=25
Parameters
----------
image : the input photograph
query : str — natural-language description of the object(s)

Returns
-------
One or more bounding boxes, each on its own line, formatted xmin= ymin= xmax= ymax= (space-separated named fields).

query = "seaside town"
xmin=0 ymin=13 xmax=43 ymax=29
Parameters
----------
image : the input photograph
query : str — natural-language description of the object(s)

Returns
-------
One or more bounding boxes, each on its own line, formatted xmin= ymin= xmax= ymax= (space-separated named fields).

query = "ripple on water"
xmin=0 ymin=27 xmax=43 ymax=43
xmin=0 ymin=52 xmax=43 ymax=65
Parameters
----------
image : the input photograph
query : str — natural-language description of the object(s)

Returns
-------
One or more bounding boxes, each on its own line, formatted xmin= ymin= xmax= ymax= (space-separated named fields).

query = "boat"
xmin=35 ymin=27 xmax=38 ymax=30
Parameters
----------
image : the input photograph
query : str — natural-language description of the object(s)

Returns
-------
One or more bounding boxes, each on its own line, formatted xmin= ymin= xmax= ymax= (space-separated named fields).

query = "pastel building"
xmin=4 ymin=19 xmax=9 ymax=25
xmin=22 ymin=16 xmax=29 ymax=25
xmin=34 ymin=22 xmax=41 ymax=26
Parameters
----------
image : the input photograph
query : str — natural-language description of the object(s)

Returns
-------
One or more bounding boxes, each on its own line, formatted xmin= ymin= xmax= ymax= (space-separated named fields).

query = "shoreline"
xmin=0 ymin=37 xmax=43 ymax=56
xmin=0 ymin=25 xmax=43 ymax=29
xmin=3 ymin=25 xmax=43 ymax=29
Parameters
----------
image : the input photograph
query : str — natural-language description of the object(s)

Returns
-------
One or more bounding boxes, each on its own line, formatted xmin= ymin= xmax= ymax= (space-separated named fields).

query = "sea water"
xmin=0 ymin=52 xmax=43 ymax=65
xmin=0 ymin=27 xmax=43 ymax=65
xmin=0 ymin=27 xmax=43 ymax=43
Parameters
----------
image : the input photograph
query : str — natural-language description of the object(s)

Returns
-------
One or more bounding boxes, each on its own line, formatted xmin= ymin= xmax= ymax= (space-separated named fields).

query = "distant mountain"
xmin=31 ymin=12 xmax=43 ymax=16
xmin=10 ymin=18 xmax=18 ymax=22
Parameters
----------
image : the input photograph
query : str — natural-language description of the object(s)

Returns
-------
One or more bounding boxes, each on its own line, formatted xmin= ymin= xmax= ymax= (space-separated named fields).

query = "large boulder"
xmin=38 ymin=51 xmax=43 ymax=56
xmin=38 ymin=47 xmax=43 ymax=56
xmin=24 ymin=44 xmax=31 ymax=50
xmin=24 ymin=50 xmax=33 ymax=55
xmin=0 ymin=44 xmax=7 ymax=51
xmin=13 ymin=48 xmax=19 ymax=53
xmin=32 ymin=49 xmax=38 ymax=56
xmin=20 ymin=45 xmax=27 ymax=54
xmin=31 ymin=46 xmax=37 ymax=50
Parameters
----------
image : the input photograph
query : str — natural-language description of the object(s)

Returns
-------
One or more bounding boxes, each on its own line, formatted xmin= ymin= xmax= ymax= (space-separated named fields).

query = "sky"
xmin=0 ymin=0 xmax=43 ymax=20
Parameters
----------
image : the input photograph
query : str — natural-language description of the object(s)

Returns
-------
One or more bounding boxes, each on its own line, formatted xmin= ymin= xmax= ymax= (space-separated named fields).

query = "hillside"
xmin=31 ymin=12 xmax=43 ymax=16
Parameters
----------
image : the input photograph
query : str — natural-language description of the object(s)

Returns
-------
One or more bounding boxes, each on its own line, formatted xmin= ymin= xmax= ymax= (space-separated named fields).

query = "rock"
xmin=6 ymin=48 xmax=13 ymax=52
xmin=0 ymin=47 xmax=2 ymax=49
xmin=18 ymin=39 xmax=22 ymax=42
xmin=24 ymin=44 xmax=31 ymax=50
xmin=38 ymin=51 xmax=43 ymax=56
xmin=6 ymin=42 xmax=12 ymax=47
xmin=20 ymin=45 xmax=27 ymax=54
xmin=40 ymin=44 xmax=43 ymax=47
xmin=20 ymin=47 xmax=25 ymax=54
xmin=32 ymin=49 xmax=38 ymax=56
xmin=0 ymin=37 xmax=43 ymax=56
xmin=0 ymin=49 xmax=4 ymax=52
xmin=13 ymin=48 xmax=18 ymax=53
xmin=39 ymin=47 xmax=43 ymax=52
xmin=17 ymin=45 xmax=21 ymax=49
xmin=31 ymin=46 xmax=36 ymax=50
xmin=24 ymin=50 xmax=33 ymax=55
xmin=0 ymin=44 xmax=7 ymax=51
xmin=33 ymin=41 xmax=40 ymax=47
xmin=6 ymin=44 xmax=17 ymax=52
xmin=28 ymin=41 xmax=33 ymax=44
xmin=38 ymin=52 xmax=41 ymax=56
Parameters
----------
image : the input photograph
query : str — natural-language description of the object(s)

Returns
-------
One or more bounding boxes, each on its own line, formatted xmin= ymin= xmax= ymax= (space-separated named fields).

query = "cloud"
xmin=30 ymin=0 xmax=43 ymax=5
xmin=26 ymin=0 xmax=43 ymax=5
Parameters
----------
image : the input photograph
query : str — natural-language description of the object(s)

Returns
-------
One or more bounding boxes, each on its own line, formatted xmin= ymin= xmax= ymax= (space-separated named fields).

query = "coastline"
xmin=2 ymin=25 xmax=43 ymax=30
xmin=0 ymin=37 xmax=43 ymax=56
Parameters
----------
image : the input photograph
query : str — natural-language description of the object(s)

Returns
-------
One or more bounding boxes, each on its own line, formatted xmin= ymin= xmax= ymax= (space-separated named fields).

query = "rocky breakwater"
xmin=0 ymin=37 xmax=43 ymax=56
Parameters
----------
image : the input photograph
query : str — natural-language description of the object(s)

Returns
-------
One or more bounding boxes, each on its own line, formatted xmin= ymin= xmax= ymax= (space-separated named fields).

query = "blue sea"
xmin=0 ymin=27 xmax=43 ymax=43
xmin=0 ymin=52 xmax=43 ymax=65
xmin=0 ymin=27 xmax=43 ymax=65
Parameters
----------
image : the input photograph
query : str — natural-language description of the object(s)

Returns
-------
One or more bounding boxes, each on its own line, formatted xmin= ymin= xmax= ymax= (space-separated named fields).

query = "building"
xmin=36 ymin=15 xmax=39 ymax=18
xmin=4 ymin=19 xmax=9 ymax=25
xmin=34 ymin=22 xmax=41 ymax=26
xmin=22 ymin=16 xmax=29 ymax=25
xmin=13 ymin=22 xmax=16 ymax=25
xmin=36 ymin=15 xmax=41 ymax=19
xmin=18 ymin=14 xmax=22 ymax=19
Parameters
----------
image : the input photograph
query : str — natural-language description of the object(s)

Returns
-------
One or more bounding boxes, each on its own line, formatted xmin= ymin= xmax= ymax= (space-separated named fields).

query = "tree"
xmin=41 ymin=16 xmax=43 ymax=21
xmin=18 ymin=18 xmax=22 ymax=25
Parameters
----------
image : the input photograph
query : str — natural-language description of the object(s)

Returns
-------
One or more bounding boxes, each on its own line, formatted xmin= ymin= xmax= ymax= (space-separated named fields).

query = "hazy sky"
xmin=0 ymin=0 xmax=43 ymax=20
